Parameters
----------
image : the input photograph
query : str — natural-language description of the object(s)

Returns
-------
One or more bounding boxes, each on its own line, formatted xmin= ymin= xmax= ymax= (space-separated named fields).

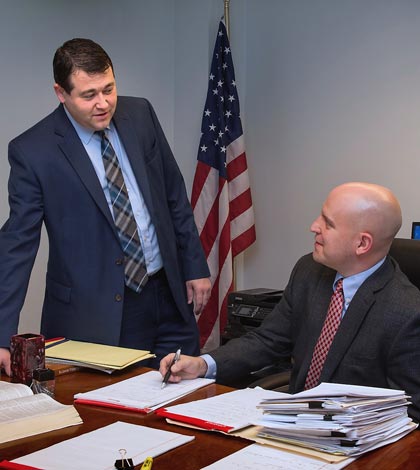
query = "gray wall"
xmin=1 ymin=0 xmax=419 ymax=334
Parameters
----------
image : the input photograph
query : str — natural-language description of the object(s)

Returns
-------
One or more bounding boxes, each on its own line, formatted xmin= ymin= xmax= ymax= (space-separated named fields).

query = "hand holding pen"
xmin=161 ymin=348 xmax=181 ymax=389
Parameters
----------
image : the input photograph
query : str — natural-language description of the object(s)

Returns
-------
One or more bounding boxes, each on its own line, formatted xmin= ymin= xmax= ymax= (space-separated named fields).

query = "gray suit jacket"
xmin=211 ymin=254 xmax=420 ymax=421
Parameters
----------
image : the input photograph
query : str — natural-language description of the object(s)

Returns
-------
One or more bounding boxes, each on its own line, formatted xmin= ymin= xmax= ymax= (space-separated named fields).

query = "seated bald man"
xmin=160 ymin=182 xmax=420 ymax=421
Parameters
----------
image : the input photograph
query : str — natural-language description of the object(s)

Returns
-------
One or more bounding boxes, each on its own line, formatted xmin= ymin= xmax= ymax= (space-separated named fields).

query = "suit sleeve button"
xmin=115 ymin=294 xmax=123 ymax=302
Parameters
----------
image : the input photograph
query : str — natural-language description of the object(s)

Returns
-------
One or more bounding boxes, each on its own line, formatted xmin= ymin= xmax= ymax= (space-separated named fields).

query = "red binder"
xmin=0 ymin=461 xmax=41 ymax=470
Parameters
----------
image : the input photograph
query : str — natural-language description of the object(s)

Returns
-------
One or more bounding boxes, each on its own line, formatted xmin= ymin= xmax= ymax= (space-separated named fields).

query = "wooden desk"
xmin=1 ymin=367 xmax=419 ymax=469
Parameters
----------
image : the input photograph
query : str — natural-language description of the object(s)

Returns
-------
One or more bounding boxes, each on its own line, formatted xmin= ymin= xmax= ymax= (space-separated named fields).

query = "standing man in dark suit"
xmin=0 ymin=38 xmax=211 ymax=374
xmin=160 ymin=182 xmax=420 ymax=421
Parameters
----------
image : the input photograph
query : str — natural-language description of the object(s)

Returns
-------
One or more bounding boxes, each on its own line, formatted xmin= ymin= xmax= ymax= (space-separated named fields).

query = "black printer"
xmin=222 ymin=288 xmax=283 ymax=343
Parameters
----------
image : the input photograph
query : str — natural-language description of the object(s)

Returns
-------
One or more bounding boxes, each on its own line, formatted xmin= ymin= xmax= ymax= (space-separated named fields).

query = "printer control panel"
xmin=231 ymin=304 xmax=274 ymax=322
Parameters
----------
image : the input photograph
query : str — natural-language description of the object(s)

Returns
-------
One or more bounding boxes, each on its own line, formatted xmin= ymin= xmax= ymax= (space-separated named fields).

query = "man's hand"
xmin=159 ymin=353 xmax=208 ymax=384
xmin=0 ymin=348 xmax=11 ymax=376
xmin=186 ymin=277 xmax=211 ymax=315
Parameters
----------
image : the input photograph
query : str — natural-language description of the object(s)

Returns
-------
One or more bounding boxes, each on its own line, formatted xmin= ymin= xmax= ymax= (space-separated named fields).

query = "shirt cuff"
xmin=201 ymin=354 xmax=217 ymax=379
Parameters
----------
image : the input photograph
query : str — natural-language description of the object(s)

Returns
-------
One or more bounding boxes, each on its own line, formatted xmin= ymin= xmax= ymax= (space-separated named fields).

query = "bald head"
xmin=311 ymin=182 xmax=402 ymax=276
xmin=330 ymin=182 xmax=402 ymax=246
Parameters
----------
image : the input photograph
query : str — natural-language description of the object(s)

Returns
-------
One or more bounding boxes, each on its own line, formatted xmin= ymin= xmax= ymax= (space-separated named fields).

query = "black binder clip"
xmin=114 ymin=448 xmax=134 ymax=470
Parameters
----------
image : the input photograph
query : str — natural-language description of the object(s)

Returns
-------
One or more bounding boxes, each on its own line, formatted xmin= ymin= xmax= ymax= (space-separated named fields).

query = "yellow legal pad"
xmin=45 ymin=339 xmax=155 ymax=373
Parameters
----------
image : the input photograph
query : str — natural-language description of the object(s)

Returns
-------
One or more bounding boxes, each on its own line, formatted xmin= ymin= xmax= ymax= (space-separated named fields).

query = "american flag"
xmin=191 ymin=20 xmax=256 ymax=352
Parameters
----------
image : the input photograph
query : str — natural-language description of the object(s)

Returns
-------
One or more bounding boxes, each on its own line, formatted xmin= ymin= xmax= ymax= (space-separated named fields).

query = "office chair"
xmin=388 ymin=237 xmax=420 ymax=290
xmin=247 ymin=237 xmax=420 ymax=392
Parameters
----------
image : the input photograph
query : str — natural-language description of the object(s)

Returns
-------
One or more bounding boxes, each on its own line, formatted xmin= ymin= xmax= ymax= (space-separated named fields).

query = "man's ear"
xmin=53 ymin=83 xmax=66 ymax=103
xmin=356 ymin=232 xmax=373 ymax=255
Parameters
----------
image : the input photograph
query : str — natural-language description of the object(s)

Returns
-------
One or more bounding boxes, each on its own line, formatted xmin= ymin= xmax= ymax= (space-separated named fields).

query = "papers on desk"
xmin=201 ymin=443 xmax=355 ymax=470
xmin=156 ymin=387 xmax=283 ymax=432
xmin=12 ymin=421 xmax=194 ymax=470
xmin=74 ymin=370 xmax=215 ymax=413
xmin=158 ymin=382 xmax=417 ymax=462
xmin=45 ymin=339 xmax=155 ymax=373
xmin=254 ymin=382 xmax=418 ymax=456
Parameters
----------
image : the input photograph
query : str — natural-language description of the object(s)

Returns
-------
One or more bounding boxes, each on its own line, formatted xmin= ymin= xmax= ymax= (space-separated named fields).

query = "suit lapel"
xmin=112 ymin=105 xmax=155 ymax=216
xmin=319 ymin=258 xmax=392 ymax=382
xmin=53 ymin=105 xmax=118 ymax=239
xmin=319 ymin=291 xmax=374 ymax=382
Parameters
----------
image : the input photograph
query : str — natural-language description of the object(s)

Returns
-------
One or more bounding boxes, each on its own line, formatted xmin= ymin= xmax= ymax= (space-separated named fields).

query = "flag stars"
xmin=228 ymin=95 xmax=235 ymax=102
xmin=217 ymin=80 xmax=224 ymax=87
xmin=209 ymin=73 xmax=215 ymax=81
xmin=225 ymin=110 xmax=232 ymax=118
xmin=218 ymin=131 xmax=224 ymax=138
xmin=212 ymin=88 xmax=219 ymax=95
xmin=209 ymin=124 xmax=216 ymax=131
xmin=214 ymin=138 xmax=219 ymax=146
xmin=204 ymin=109 xmax=211 ymax=117
xmin=224 ymin=47 xmax=230 ymax=54
xmin=222 ymin=63 xmax=228 ymax=70
xmin=220 ymin=146 xmax=226 ymax=153
xmin=200 ymin=145 xmax=208 ymax=152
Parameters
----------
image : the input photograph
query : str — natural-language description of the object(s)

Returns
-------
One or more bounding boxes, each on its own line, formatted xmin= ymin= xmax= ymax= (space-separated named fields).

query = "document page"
xmin=13 ymin=421 xmax=194 ymax=470
xmin=74 ymin=370 xmax=214 ymax=411
xmin=271 ymin=382 xmax=407 ymax=400
xmin=0 ymin=381 xmax=33 ymax=400
xmin=1 ymin=393 xmax=70 ymax=423
xmin=1 ymin=393 xmax=82 ymax=444
xmin=158 ymin=387 xmax=285 ymax=432
xmin=200 ymin=443 xmax=355 ymax=470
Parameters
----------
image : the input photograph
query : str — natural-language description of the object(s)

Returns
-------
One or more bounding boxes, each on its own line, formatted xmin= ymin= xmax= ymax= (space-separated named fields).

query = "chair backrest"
xmin=389 ymin=237 xmax=420 ymax=290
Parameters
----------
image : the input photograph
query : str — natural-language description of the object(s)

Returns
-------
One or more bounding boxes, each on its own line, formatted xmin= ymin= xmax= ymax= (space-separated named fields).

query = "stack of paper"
xmin=254 ymin=383 xmax=418 ymax=456
xmin=45 ymin=339 xmax=155 ymax=373
xmin=74 ymin=370 xmax=215 ymax=413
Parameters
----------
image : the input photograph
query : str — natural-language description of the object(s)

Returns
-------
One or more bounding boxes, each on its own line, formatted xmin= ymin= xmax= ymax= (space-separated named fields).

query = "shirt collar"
xmin=335 ymin=257 xmax=386 ymax=302
xmin=63 ymin=106 xmax=112 ymax=145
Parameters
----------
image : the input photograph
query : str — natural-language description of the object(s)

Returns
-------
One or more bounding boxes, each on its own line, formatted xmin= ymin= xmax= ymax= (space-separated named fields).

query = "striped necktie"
xmin=99 ymin=130 xmax=148 ymax=292
xmin=304 ymin=278 xmax=344 ymax=390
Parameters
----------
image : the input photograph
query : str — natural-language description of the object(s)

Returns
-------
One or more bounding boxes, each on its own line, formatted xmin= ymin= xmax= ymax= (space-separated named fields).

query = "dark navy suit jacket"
xmin=0 ymin=96 xmax=209 ymax=347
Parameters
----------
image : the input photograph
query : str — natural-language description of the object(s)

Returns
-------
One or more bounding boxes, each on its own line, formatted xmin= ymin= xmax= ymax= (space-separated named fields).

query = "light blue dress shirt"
xmin=64 ymin=108 xmax=163 ymax=275
xmin=339 ymin=257 xmax=385 ymax=317
xmin=202 ymin=257 xmax=386 ymax=379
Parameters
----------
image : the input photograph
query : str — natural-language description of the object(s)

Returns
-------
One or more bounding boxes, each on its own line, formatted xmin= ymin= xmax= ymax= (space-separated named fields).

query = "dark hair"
xmin=53 ymin=38 xmax=114 ymax=93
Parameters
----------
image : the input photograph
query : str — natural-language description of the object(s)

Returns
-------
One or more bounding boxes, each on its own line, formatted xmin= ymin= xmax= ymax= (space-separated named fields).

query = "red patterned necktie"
xmin=304 ymin=278 xmax=344 ymax=390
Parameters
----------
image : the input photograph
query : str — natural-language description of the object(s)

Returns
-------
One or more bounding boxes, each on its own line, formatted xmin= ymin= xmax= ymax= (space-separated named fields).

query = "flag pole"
xmin=224 ymin=0 xmax=235 ymax=293
xmin=224 ymin=0 xmax=230 ymax=38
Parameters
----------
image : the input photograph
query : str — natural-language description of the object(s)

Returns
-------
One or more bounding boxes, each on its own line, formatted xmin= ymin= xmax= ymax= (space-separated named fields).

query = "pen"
xmin=140 ymin=456 xmax=153 ymax=470
xmin=161 ymin=348 xmax=181 ymax=389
